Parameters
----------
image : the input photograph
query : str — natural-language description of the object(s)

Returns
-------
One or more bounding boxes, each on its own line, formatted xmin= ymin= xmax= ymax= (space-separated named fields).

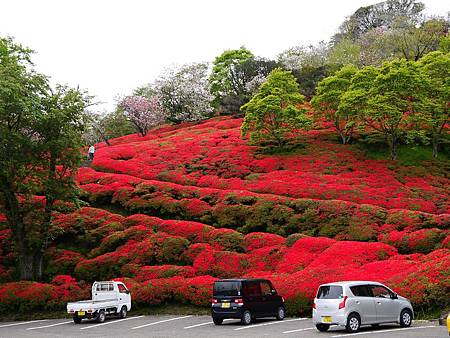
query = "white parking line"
xmin=26 ymin=321 xmax=72 ymax=330
xmin=283 ymin=327 xmax=315 ymax=334
xmin=0 ymin=320 xmax=49 ymax=329
xmin=131 ymin=315 xmax=192 ymax=330
xmin=331 ymin=325 xmax=437 ymax=337
xmin=234 ymin=318 xmax=308 ymax=331
xmin=184 ymin=319 xmax=234 ymax=329
xmin=80 ymin=316 xmax=145 ymax=330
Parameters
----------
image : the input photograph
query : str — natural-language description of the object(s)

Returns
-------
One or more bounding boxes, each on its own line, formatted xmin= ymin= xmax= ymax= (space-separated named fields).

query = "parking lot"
xmin=0 ymin=315 xmax=446 ymax=338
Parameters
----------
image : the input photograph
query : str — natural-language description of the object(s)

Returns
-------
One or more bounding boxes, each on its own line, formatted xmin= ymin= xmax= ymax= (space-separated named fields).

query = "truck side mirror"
xmin=125 ymin=290 xmax=130 ymax=294
xmin=391 ymin=293 xmax=398 ymax=299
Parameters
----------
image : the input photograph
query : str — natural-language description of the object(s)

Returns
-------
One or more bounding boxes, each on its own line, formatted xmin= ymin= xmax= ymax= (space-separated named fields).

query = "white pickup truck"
xmin=67 ymin=281 xmax=131 ymax=323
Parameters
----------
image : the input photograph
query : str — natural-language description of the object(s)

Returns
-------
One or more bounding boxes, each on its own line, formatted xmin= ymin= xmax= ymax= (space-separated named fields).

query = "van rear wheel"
xmin=241 ymin=310 xmax=252 ymax=325
xmin=212 ymin=317 xmax=223 ymax=325
xmin=316 ymin=324 xmax=330 ymax=332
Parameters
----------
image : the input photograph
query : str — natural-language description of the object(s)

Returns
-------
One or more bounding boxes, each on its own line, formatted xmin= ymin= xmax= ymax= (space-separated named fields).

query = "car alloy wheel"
xmin=400 ymin=309 xmax=412 ymax=327
xmin=346 ymin=314 xmax=360 ymax=333
xmin=242 ymin=310 xmax=252 ymax=325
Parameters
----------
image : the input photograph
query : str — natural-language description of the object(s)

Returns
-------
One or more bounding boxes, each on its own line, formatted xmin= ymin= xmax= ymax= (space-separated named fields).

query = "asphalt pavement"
xmin=0 ymin=315 xmax=446 ymax=338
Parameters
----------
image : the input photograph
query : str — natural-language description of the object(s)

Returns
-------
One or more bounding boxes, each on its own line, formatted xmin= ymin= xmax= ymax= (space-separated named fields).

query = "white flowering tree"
xmin=119 ymin=95 xmax=167 ymax=136
xmin=154 ymin=62 xmax=214 ymax=123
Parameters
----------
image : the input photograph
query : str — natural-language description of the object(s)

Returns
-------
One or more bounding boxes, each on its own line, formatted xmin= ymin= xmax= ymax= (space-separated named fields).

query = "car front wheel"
xmin=400 ymin=309 xmax=412 ymax=327
xmin=346 ymin=313 xmax=361 ymax=333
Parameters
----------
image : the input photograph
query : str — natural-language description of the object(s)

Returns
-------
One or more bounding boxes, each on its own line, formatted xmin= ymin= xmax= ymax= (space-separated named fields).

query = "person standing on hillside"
xmin=88 ymin=145 xmax=95 ymax=161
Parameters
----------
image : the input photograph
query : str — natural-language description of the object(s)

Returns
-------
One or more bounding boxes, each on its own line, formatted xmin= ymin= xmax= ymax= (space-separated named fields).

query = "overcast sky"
xmin=1 ymin=0 xmax=448 ymax=112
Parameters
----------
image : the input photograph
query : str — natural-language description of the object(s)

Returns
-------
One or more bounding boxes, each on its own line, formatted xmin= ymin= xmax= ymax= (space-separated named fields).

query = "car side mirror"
xmin=271 ymin=290 xmax=277 ymax=295
xmin=391 ymin=293 xmax=398 ymax=299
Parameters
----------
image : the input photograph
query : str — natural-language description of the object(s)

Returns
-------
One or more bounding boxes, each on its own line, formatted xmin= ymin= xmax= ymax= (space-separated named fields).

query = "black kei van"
xmin=211 ymin=278 xmax=285 ymax=325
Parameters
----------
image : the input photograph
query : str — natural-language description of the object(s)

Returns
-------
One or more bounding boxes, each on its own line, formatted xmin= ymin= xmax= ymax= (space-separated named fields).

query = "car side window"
xmin=244 ymin=282 xmax=261 ymax=296
xmin=350 ymin=285 xmax=371 ymax=297
xmin=260 ymin=282 xmax=272 ymax=296
xmin=371 ymin=285 xmax=392 ymax=298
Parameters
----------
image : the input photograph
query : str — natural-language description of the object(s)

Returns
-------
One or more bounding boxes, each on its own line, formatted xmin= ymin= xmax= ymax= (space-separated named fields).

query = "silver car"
xmin=312 ymin=281 xmax=414 ymax=333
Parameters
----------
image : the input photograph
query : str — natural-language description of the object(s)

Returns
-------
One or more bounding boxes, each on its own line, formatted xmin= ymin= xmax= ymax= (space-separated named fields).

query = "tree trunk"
xmin=387 ymin=135 xmax=398 ymax=160
xmin=432 ymin=136 xmax=438 ymax=158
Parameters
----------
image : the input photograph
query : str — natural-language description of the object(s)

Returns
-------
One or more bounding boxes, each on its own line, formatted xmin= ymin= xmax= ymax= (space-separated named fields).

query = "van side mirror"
xmin=391 ymin=293 xmax=398 ymax=299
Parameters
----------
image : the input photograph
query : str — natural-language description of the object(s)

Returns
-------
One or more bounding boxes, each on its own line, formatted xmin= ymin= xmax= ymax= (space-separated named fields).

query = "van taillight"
xmin=234 ymin=298 xmax=244 ymax=305
xmin=312 ymin=302 xmax=316 ymax=309
xmin=211 ymin=298 xmax=218 ymax=305
xmin=338 ymin=296 xmax=348 ymax=309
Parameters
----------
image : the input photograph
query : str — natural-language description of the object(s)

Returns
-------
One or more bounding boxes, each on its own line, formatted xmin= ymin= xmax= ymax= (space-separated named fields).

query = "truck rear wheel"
xmin=119 ymin=306 xmax=127 ymax=319
xmin=97 ymin=310 xmax=106 ymax=323
xmin=73 ymin=317 xmax=82 ymax=324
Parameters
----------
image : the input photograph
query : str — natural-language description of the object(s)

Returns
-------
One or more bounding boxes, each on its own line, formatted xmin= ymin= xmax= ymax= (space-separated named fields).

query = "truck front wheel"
xmin=73 ymin=317 xmax=82 ymax=324
xmin=97 ymin=310 xmax=106 ymax=323
xmin=119 ymin=306 xmax=127 ymax=319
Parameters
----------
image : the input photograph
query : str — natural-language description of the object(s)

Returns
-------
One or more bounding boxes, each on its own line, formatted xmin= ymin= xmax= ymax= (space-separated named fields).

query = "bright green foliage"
xmin=209 ymin=47 xmax=254 ymax=110
xmin=241 ymin=68 xmax=309 ymax=147
xmin=0 ymin=37 xmax=90 ymax=280
xmin=419 ymin=51 xmax=450 ymax=157
xmin=339 ymin=59 xmax=429 ymax=160
xmin=311 ymin=65 xmax=358 ymax=144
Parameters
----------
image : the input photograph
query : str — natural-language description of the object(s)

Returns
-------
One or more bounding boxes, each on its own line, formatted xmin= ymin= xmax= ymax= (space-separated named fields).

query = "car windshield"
xmin=317 ymin=285 xmax=344 ymax=299
xmin=214 ymin=281 xmax=241 ymax=296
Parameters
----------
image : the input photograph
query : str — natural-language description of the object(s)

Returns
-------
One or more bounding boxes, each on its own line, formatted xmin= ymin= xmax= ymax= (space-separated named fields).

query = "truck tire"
xmin=73 ymin=317 xmax=82 ymax=324
xmin=97 ymin=310 xmax=106 ymax=323
xmin=119 ymin=306 xmax=127 ymax=319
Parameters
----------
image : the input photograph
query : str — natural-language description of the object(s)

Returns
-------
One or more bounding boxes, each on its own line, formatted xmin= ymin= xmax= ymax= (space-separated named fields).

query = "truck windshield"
xmin=317 ymin=285 xmax=344 ymax=299
xmin=214 ymin=281 xmax=241 ymax=296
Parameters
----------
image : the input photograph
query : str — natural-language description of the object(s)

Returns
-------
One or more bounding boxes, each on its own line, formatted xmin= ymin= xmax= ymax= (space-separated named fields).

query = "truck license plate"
xmin=322 ymin=316 xmax=332 ymax=323
xmin=221 ymin=303 xmax=230 ymax=308
xmin=77 ymin=311 xmax=85 ymax=316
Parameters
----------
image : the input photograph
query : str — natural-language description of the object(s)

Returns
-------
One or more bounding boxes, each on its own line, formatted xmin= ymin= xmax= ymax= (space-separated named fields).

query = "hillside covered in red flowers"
xmin=0 ymin=116 xmax=448 ymax=315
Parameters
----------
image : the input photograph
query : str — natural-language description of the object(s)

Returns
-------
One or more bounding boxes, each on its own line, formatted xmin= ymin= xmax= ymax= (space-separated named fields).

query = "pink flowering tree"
xmin=119 ymin=95 xmax=168 ymax=136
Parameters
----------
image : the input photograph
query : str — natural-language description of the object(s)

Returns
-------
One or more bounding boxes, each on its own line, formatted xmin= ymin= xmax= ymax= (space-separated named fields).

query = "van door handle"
xmin=356 ymin=301 xmax=360 ymax=304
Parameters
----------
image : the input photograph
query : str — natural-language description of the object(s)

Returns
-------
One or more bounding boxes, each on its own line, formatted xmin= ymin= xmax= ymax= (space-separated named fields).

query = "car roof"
xmin=319 ymin=281 xmax=384 ymax=287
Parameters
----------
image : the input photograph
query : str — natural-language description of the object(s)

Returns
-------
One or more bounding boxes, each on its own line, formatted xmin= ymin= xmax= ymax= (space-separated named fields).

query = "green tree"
xmin=0 ymin=37 xmax=90 ymax=280
xmin=209 ymin=47 xmax=254 ymax=112
xmin=241 ymin=68 xmax=309 ymax=147
xmin=311 ymin=65 xmax=358 ymax=144
xmin=419 ymin=51 xmax=450 ymax=157
xmin=340 ymin=59 xmax=428 ymax=160
xmin=383 ymin=18 xmax=447 ymax=61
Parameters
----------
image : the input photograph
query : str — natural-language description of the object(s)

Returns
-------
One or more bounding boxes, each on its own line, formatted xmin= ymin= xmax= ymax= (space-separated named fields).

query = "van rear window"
xmin=317 ymin=285 xmax=343 ymax=299
xmin=214 ymin=281 xmax=241 ymax=296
